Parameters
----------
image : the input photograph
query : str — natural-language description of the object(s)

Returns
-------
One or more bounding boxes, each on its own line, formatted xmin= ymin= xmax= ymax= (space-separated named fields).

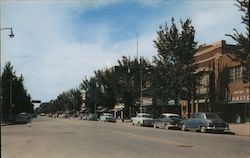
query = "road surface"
xmin=2 ymin=116 xmax=249 ymax=158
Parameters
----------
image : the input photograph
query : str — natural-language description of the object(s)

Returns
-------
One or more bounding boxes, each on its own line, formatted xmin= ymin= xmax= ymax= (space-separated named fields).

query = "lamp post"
xmin=136 ymin=33 xmax=143 ymax=113
xmin=0 ymin=27 xmax=15 ymax=122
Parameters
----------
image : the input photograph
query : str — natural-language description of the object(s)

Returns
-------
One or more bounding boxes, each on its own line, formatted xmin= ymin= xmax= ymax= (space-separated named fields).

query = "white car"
xmin=131 ymin=113 xmax=153 ymax=126
xmin=100 ymin=113 xmax=116 ymax=122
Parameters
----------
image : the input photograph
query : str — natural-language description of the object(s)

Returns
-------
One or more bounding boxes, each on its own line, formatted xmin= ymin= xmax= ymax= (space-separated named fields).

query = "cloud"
xmin=184 ymin=0 xmax=244 ymax=44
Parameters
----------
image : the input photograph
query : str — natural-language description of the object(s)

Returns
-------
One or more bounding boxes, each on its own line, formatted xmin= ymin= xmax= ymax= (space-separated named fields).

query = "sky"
xmin=0 ymin=0 xmax=245 ymax=104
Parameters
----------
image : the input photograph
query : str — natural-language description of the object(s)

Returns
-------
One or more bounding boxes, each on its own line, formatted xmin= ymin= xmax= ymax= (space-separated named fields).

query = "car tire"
xmin=165 ymin=124 xmax=169 ymax=130
xmin=200 ymin=126 xmax=206 ymax=133
xmin=153 ymin=124 xmax=157 ymax=129
xmin=181 ymin=124 xmax=186 ymax=131
xmin=132 ymin=122 xmax=134 ymax=126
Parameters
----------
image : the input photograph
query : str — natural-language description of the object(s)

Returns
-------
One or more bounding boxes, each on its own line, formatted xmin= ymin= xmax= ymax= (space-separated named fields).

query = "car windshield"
xmin=142 ymin=115 xmax=152 ymax=118
xmin=205 ymin=113 xmax=219 ymax=119
xmin=169 ymin=115 xmax=179 ymax=119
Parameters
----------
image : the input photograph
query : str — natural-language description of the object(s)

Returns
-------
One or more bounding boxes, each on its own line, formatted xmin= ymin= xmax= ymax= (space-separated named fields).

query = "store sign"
xmin=142 ymin=97 xmax=152 ymax=106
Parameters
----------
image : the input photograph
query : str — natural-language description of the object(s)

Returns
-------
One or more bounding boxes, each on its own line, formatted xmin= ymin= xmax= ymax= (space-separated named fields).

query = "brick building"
xmin=181 ymin=40 xmax=250 ymax=122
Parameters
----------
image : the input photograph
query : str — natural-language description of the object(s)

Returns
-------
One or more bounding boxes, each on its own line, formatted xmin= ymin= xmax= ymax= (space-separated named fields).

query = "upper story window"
xmin=201 ymin=74 xmax=209 ymax=87
xmin=228 ymin=66 xmax=243 ymax=83
xmin=235 ymin=66 xmax=242 ymax=82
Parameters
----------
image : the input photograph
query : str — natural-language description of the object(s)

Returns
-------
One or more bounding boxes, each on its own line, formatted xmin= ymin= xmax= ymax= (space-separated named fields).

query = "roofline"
xmin=195 ymin=40 xmax=226 ymax=57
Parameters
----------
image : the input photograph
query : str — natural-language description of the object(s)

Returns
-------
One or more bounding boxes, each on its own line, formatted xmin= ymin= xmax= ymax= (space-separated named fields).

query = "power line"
xmin=4 ymin=54 xmax=153 ymax=60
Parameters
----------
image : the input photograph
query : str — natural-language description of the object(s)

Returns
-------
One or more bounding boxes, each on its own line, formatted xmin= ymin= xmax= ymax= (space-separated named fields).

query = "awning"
xmin=109 ymin=108 xmax=124 ymax=112
xmin=194 ymin=99 xmax=209 ymax=103
xmin=97 ymin=108 xmax=108 ymax=112
xmin=114 ymin=103 xmax=125 ymax=109
xmin=156 ymin=99 xmax=182 ymax=106
xmin=109 ymin=109 xmax=115 ymax=112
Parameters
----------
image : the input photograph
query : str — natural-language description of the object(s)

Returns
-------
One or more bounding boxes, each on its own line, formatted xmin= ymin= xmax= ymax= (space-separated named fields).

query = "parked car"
xmin=131 ymin=113 xmax=154 ymax=127
xmin=31 ymin=113 xmax=37 ymax=118
xmin=79 ymin=113 xmax=87 ymax=120
xmin=86 ymin=113 xmax=97 ymax=121
xmin=153 ymin=113 xmax=181 ymax=130
xmin=14 ymin=112 xmax=31 ymax=124
xmin=100 ymin=113 xmax=116 ymax=122
xmin=180 ymin=112 xmax=230 ymax=133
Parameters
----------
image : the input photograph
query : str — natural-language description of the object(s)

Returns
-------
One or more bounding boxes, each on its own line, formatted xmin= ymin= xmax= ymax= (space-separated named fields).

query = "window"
xmin=194 ymin=113 xmax=200 ymax=118
xmin=235 ymin=66 xmax=242 ymax=82
xmin=228 ymin=66 xmax=242 ymax=83
xmin=229 ymin=68 xmax=235 ymax=83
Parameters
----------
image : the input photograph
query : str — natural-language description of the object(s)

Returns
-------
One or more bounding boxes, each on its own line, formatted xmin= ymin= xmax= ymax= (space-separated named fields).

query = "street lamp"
xmin=0 ymin=27 xmax=15 ymax=122
xmin=0 ymin=28 xmax=14 ymax=38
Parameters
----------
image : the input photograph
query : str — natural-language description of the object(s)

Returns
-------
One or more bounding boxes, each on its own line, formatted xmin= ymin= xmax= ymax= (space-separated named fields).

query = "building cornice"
xmin=195 ymin=40 xmax=225 ymax=57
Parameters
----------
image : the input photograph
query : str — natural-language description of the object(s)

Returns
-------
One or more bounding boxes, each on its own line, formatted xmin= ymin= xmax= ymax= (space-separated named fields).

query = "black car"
xmin=180 ymin=112 xmax=230 ymax=133
xmin=14 ymin=112 xmax=31 ymax=124
xmin=153 ymin=113 xmax=181 ymax=130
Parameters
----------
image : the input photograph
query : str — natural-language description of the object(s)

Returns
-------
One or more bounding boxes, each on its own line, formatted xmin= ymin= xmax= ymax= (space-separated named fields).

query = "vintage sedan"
xmin=131 ymin=113 xmax=154 ymax=127
xmin=14 ymin=112 xmax=31 ymax=124
xmin=86 ymin=113 xmax=97 ymax=121
xmin=153 ymin=113 xmax=181 ymax=130
xmin=100 ymin=113 xmax=116 ymax=122
xmin=180 ymin=112 xmax=230 ymax=133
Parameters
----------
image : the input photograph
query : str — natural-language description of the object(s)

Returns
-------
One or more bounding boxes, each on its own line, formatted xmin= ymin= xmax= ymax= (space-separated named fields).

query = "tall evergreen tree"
xmin=2 ymin=62 xmax=33 ymax=121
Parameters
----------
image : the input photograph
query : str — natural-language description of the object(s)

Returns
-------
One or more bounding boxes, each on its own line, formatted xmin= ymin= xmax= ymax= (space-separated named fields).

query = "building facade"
xmin=181 ymin=40 xmax=249 ymax=122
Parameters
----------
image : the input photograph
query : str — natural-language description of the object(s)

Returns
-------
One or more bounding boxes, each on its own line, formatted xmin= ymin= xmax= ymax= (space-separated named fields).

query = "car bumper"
xmin=143 ymin=121 xmax=154 ymax=126
xmin=206 ymin=126 xmax=230 ymax=131
xmin=168 ymin=124 xmax=180 ymax=128
xmin=106 ymin=118 xmax=116 ymax=122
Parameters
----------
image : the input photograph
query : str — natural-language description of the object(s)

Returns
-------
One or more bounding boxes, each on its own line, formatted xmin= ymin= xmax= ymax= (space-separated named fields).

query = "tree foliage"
xmin=80 ymin=56 xmax=151 ymax=113
xmin=153 ymin=18 xmax=198 ymax=116
xmin=2 ymin=62 xmax=33 ymax=121
xmin=226 ymin=0 xmax=249 ymax=82
xmin=38 ymin=88 xmax=82 ymax=114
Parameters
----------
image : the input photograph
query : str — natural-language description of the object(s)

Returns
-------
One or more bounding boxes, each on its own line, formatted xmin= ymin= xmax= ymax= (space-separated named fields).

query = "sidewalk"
xmin=229 ymin=122 xmax=250 ymax=137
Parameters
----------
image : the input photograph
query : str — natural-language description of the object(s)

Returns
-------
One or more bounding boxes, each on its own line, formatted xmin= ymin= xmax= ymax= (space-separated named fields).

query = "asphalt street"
xmin=2 ymin=117 xmax=250 ymax=158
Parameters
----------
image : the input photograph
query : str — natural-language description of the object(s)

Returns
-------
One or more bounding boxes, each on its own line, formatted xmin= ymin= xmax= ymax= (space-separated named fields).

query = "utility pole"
xmin=136 ymin=33 xmax=143 ymax=113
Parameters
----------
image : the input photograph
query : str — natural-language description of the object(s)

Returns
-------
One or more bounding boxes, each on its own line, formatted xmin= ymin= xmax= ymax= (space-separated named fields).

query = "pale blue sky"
xmin=1 ymin=0 xmax=245 ymax=103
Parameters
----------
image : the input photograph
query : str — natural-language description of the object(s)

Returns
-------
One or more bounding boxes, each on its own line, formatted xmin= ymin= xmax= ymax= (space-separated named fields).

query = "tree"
xmin=81 ymin=77 xmax=104 ymax=112
xmin=116 ymin=56 xmax=152 ymax=110
xmin=39 ymin=88 xmax=82 ymax=114
xmin=153 ymin=18 xmax=197 ymax=117
xmin=2 ymin=62 xmax=33 ymax=121
xmin=226 ymin=0 xmax=249 ymax=82
xmin=79 ymin=56 xmax=152 ymax=116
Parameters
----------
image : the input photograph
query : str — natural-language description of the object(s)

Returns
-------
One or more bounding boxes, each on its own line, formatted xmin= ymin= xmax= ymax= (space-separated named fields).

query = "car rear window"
xmin=206 ymin=113 xmax=219 ymax=119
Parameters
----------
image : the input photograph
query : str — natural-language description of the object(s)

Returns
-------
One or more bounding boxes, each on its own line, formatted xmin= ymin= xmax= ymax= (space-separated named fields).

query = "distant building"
xmin=181 ymin=40 xmax=249 ymax=122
